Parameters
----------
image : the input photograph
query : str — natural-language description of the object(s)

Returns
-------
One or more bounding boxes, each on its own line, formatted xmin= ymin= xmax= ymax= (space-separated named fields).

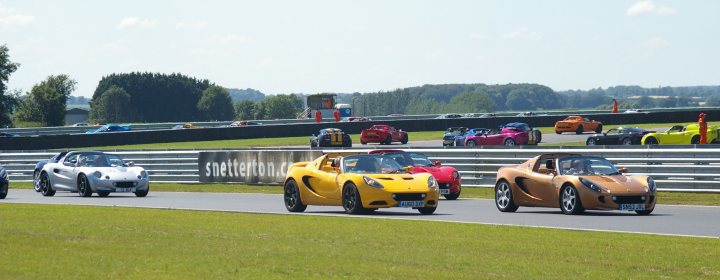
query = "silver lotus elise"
xmin=36 ymin=151 xmax=149 ymax=197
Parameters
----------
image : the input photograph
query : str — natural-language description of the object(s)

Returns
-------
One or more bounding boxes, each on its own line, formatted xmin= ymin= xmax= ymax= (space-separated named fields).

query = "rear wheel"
xmin=586 ymin=138 xmax=597 ymax=146
xmin=595 ymin=124 xmax=603 ymax=133
xmin=466 ymin=140 xmax=477 ymax=147
xmin=310 ymin=141 xmax=317 ymax=148
xmin=644 ymin=136 xmax=659 ymax=145
xmin=691 ymin=135 xmax=700 ymax=144
xmin=342 ymin=183 xmax=366 ymax=214
xmin=636 ymin=209 xmax=654 ymax=215
xmin=555 ymin=130 xmax=561 ymax=134
xmin=98 ymin=191 xmax=110 ymax=197
xmin=576 ymin=125 xmax=584 ymax=134
xmin=418 ymin=207 xmax=436 ymax=215
xmin=621 ymin=138 xmax=633 ymax=145
xmin=77 ymin=174 xmax=92 ymax=197
xmin=284 ymin=179 xmax=306 ymax=212
xmin=0 ymin=183 xmax=7 ymax=199
xmin=401 ymin=134 xmax=408 ymax=144
xmin=504 ymin=138 xmax=515 ymax=146
xmin=560 ymin=185 xmax=584 ymax=215
xmin=384 ymin=135 xmax=392 ymax=145
xmin=39 ymin=172 xmax=55 ymax=197
xmin=360 ymin=140 xmax=367 ymax=145
xmin=495 ymin=180 xmax=518 ymax=212
xmin=343 ymin=137 xmax=352 ymax=147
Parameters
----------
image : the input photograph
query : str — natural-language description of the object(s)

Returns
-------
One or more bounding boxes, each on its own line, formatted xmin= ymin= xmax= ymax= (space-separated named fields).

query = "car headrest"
xmin=545 ymin=160 xmax=554 ymax=170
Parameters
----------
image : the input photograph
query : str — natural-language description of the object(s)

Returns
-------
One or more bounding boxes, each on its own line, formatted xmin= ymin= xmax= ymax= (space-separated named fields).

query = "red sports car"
xmin=464 ymin=122 xmax=541 ymax=146
xmin=360 ymin=124 xmax=409 ymax=145
xmin=369 ymin=150 xmax=462 ymax=200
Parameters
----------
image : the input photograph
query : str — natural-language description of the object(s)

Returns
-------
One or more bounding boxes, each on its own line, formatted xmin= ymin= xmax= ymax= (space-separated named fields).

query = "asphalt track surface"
xmin=4 ymin=189 xmax=718 ymax=238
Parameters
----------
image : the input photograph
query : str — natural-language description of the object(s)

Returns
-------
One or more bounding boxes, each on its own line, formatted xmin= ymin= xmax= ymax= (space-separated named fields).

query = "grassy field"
xmin=0 ymin=204 xmax=718 ymax=279
xmin=10 ymin=182 xmax=720 ymax=206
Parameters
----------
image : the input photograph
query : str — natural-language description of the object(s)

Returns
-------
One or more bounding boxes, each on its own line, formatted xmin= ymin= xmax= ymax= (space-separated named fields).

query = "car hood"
xmin=411 ymin=166 xmax=456 ymax=181
xmin=82 ymin=167 xmax=145 ymax=179
xmin=363 ymin=173 xmax=433 ymax=192
xmin=580 ymin=175 xmax=648 ymax=193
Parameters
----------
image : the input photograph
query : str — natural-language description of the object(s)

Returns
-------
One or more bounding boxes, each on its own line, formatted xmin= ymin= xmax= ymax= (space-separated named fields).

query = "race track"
xmin=4 ymin=189 xmax=718 ymax=238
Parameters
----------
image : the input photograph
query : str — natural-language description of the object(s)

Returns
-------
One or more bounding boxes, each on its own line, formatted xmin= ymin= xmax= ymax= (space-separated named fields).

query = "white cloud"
xmin=627 ymin=1 xmax=676 ymax=16
xmin=176 ymin=21 xmax=208 ymax=30
xmin=116 ymin=16 xmax=157 ymax=29
xmin=641 ymin=37 xmax=668 ymax=49
xmin=221 ymin=34 xmax=256 ymax=44
xmin=0 ymin=4 xmax=35 ymax=29
xmin=503 ymin=28 xmax=543 ymax=41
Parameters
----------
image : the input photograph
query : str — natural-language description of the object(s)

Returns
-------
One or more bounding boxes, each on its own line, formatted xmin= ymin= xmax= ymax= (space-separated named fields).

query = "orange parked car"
xmin=554 ymin=116 xmax=602 ymax=134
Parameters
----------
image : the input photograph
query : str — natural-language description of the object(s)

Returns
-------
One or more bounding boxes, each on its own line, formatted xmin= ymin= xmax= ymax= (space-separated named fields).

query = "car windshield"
xmin=384 ymin=152 xmax=434 ymax=167
xmin=558 ymin=157 xmax=620 ymax=176
xmin=77 ymin=154 xmax=126 ymax=167
xmin=341 ymin=155 xmax=404 ymax=174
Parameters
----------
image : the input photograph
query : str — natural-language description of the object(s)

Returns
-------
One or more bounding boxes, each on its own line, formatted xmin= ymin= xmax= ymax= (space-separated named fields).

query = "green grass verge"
xmin=1 ymin=204 xmax=718 ymax=279
xmin=10 ymin=182 xmax=720 ymax=206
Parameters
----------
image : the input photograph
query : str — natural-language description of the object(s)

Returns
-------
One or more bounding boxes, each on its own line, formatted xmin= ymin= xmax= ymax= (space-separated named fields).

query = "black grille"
xmin=612 ymin=196 xmax=645 ymax=204
xmin=115 ymin=182 xmax=135 ymax=188
xmin=438 ymin=183 xmax=450 ymax=189
xmin=393 ymin=193 xmax=424 ymax=201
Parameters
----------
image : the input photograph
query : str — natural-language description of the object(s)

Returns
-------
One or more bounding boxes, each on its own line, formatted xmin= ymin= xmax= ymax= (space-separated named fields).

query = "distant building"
xmin=65 ymin=108 xmax=89 ymax=125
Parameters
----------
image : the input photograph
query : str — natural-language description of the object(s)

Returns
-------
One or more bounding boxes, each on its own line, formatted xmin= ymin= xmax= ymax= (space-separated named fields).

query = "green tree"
xmin=257 ymin=94 xmax=302 ymax=119
xmin=234 ymin=100 xmax=256 ymax=120
xmin=445 ymin=91 xmax=496 ymax=113
xmin=14 ymin=75 xmax=76 ymax=126
xmin=0 ymin=44 xmax=20 ymax=126
xmin=90 ymin=86 xmax=132 ymax=123
xmin=197 ymin=85 xmax=234 ymax=121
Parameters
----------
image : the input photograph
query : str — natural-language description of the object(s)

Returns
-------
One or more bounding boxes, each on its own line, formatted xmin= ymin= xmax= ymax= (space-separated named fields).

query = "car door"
xmin=53 ymin=154 xmax=79 ymax=190
xmin=601 ymin=129 xmax=621 ymax=144
xmin=514 ymin=164 xmax=557 ymax=207
xmin=304 ymin=161 xmax=341 ymax=202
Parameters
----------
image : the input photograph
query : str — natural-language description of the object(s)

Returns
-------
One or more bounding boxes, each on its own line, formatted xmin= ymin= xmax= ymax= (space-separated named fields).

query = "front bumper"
xmin=361 ymin=135 xmax=386 ymax=143
xmin=438 ymin=181 xmax=461 ymax=194
xmin=581 ymin=192 xmax=657 ymax=211
xmin=360 ymin=187 xmax=440 ymax=209
xmin=89 ymin=178 xmax=150 ymax=193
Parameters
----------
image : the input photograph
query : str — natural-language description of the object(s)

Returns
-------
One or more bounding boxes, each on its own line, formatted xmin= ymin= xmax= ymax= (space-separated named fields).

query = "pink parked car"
xmin=464 ymin=122 xmax=541 ymax=147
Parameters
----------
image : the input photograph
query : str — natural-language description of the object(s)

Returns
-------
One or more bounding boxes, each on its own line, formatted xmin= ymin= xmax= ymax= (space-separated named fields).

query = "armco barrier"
xmin=2 ymin=108 xmax=720 ymax=150
xmin=2 ymin=146 xmax=720 ymax=192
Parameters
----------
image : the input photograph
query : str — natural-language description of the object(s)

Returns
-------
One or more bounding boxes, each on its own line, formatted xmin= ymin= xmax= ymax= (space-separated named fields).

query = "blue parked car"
xmin=86 ymin=124 xmax=132 ymax=134
xmin=1 ymin=165 xmax=8 ymax=199
xmin=443 ymin=127 xmax=492 ymax=146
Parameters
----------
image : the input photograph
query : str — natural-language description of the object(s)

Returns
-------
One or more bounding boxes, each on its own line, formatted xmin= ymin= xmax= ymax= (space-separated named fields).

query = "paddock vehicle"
xmin=283 ymin=154 xmax=439 ymax=215
xmin=443 ymin=127 xmax=491 ymax=146
xmin=586 ymin=127 xmax=654 ymax=146
xmin=0 ymin=166 xmax=8 ymax=199
xmin=554 ymin=116 xmax=603 ymax=134
xmin=229 ymin=120 xmax=262 ymax=126
xmin=435 ymin=113 xmax=462 ymax=119
xmin=33 ymin=151 xmax=69 ymax=192
xmin=370 ymin=150 xmax=462 ymax=200
xmin=464 ymin=123 xmax=541 ymax=146
xmin=36 ymin=151 xmax=149 ymax=197
xmin=172 ymin=123 xmax=198 ymax=129
xmin=310 ymin=128 xmax=352 ymax=147
xmin=360 ymin=124 xmax=408 ymax=145
xmin=494 ymin=153 xmax=656 ymax=215
xmin=85 ymin=124 xmax=131 ymax=134
xmin=641 ymin=124 xmax=720 ymax=145
xmin=342 ymin=117 xmax=372 ymax=122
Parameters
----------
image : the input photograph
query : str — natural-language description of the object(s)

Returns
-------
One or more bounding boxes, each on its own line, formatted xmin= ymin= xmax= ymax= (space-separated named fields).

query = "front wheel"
xmin=401 ymin=135 xmax=408 ymax=144
xmin=0 ymin=183 xmax=7 ymax=199
xmin=495 ymin=180 xmax=518 ymax=212
xmin=560 ymin=185 xmax=584 ymax=215
xmin=595 ymin=124 xmax=603 ymax=133
xmin=34 ymin=170 xmax=42 ymax=192
xmin=576 ymin=125 xmax=584 ymax=134
xmin=418 ymin=207 xmax=436 ymax=215
xmin=98 ymin=191 xmax=110 ymax=197
xmin=444 ymin=189 xmax=461 ymax=200
xmin=621 ymin=138 xmax=633 ymax=145
xmin=466 ymin=140 xmax=477 ymax=147
xmin=134 ymin=186 xmax=149 ymax=197
xmin=504 ymin=138 xmax=515 ymax=146
xmin=77 ymin=174 xmax=92 ymax=197
xmin=636 ymin=209 xmax=654 ymax=215
xmin=342 ymin=183 xmax=366 ymax=214
xmin=691 ymin=135 xmax=700 ymax=144
xmin=586 ymin=138 xmax=597 ymax=146
xmin=284 ymin=179 xmax=306 ymax=212
xmin=384 ymin=135 xmax=392 ymax=145
xmin=644 ymin=137 xmax=659 ymax=145
xmin=39 ymin=172 xmax=55 ymax=197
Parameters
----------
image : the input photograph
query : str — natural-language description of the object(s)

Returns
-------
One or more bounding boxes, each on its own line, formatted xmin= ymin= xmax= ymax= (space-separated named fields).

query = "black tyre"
xmin=401 ymin=134 xmax=408 ymax=144
xmin=284 ymin=179 xmax=307 ymax=212
xmin=595 ymin=124 xmax=603 ymax=134
xmin=495 ymin=180 xmax=518 ymax=212
xmin=39 ymin=172 xmax=55 ymax=197
xmin=555 ymin=130 xmax=561 ymax=134
xmin=576 ymin=125 xmax=584 ymax=134
xmin=418 ymin=207 xmax=436 ymax=215
xmin=691 ymin=135 xmax=700 ymax=145
xmin=466 ymin=140 xmax=477 ymax=147
xmin=384 ymin=135 xmax=392 ymax=145
xmin=636 ymin=208 xmax=654 ymax=215
xmin=560 ymin=185 xmax=584 ymax=215
xmin=134 ymin=186 xmax=149 ymax=197
xmin=343 ymin=137 xmax=352 ymax=147
xmin=310 ymin=141 xmax=317 ymax=148
xmin=645 ymin=136 xmax=659 ymax=145
xmin=98 ymin=191 xmax=110 ymax=197
xmin=621 ymin=138 xmax=633 ymax=145
xmin=0 ymin=184 xmax=7 ymax=199
xmin=535 ymin=130 xmax=542 ymax=143
xmin=586 ymin=138 xmax=597 ymax=146
xmin=443 ymin=189 xmax=461 ymax=200
xmin=342 ymin=183 xmax=366 ymax=214
xmin=77 ymin=174 xmax=93 ymax=197
xmin=34 ymin=170 xmax=42 ymax=192
xmin=360 ymin=140 xmax=367 ymax=145
xmin=504 ymin=138 xmax=515 ymax=147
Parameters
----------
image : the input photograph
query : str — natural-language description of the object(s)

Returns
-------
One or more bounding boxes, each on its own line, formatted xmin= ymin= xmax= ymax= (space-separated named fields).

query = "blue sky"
xmin=1 ymin=0 xmax=718 ymax=97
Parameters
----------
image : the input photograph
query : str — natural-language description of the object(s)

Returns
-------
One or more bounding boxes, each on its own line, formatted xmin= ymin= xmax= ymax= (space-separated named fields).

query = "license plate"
xmin=439 ymin=189 xmax=450 ymax=195
xmin=116 ymin=188 xmax=132 ymax=192
xmin=619 ymin=204 xmax=645 ymax=211
xmin=367 ymin=132 xmax=377 ymax=136
xmin=398 ymin=201 xmax=425 ymax=208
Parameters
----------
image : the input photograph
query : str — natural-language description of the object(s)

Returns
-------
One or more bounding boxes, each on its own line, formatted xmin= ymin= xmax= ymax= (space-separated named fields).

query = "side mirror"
xmin=126 ymin=161 xmax=135 ymax=167
xmin=403 ymin=166 xmax=413 ymax=173
xmin=618 ymin=167 xmax=629 ymax=173
xmin=63 ymin=162 xmax=73 ymax=167
xmin=434 ymin=161 xmax=442 ymax=166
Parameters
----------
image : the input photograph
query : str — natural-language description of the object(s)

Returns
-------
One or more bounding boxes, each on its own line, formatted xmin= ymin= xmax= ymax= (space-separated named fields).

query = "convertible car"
xmin=494 ymin=153 xmax=656 ymax=215
xmin=1 ymin=166 xmax=8 ymax=199
xmin=585 ymin=127 xmax=654 ymax=146
xmin=370 ymin=150 xmax=462 ymax=200
xmin=360 ymin=124 xmax=408 ymax=145
xmin=464 ymin=123 xmax=541 ymax=146
xmin=641 ymin=124 xmax=720 ymax=145
xmin=86 ymin=124 xmax=131 ymax=134
xmin=283 ymin=154 xmax=439 ymax=214
xmin=310 ymin=128 xmax=352 ymax=147
xmin=36 ymin=151 xmax=150 ymax=197
xmin=443 ymin=127 xmax=491 ymax=146
xmin=554 ymin=116 xmax=603 ymax=134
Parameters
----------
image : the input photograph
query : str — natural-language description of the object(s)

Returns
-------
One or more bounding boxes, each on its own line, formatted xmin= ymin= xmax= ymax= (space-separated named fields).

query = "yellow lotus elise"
xmin=283 ymin=154 xmax=440 ymax=215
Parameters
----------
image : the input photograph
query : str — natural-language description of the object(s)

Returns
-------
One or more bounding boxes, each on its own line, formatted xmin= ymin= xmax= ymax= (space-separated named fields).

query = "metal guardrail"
xmin=2 ymin=147 xmax=720 ymax=192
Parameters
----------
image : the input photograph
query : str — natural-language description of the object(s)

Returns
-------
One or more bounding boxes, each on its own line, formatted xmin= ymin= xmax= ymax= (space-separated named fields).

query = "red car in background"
xmin=360 ymin=124 xmax=409 ymax=145
xmin=464 ymin=122 xmax=541 ymax=147
xmin=370 ymin=150 xmax=462 ymax=200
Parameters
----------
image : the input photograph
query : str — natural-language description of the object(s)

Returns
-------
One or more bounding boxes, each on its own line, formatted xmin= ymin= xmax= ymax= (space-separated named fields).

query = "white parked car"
xmin=36 ymin=151 xmax=149 ymax=197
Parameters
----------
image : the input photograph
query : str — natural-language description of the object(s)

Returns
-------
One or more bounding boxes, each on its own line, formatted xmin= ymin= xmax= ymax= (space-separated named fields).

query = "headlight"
xmin=140 ymin=170 xmax=148 ymax=179
xmin=579 ymin=177 xmax=608 ymax=193
xmin=427 ymin=176 xmax=438 ymax=189
xmin=647 ymin=177 xmax=656 ymax=192
xmin=363 ymin=176 xmax=384 ymax=188
xmin=0 ymin=169 xmax=7 ymax=180
xmin=93 ymin=171 xmax=102 ymax=179
xmin=451 ymin=171 xmax=460 ymax=179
